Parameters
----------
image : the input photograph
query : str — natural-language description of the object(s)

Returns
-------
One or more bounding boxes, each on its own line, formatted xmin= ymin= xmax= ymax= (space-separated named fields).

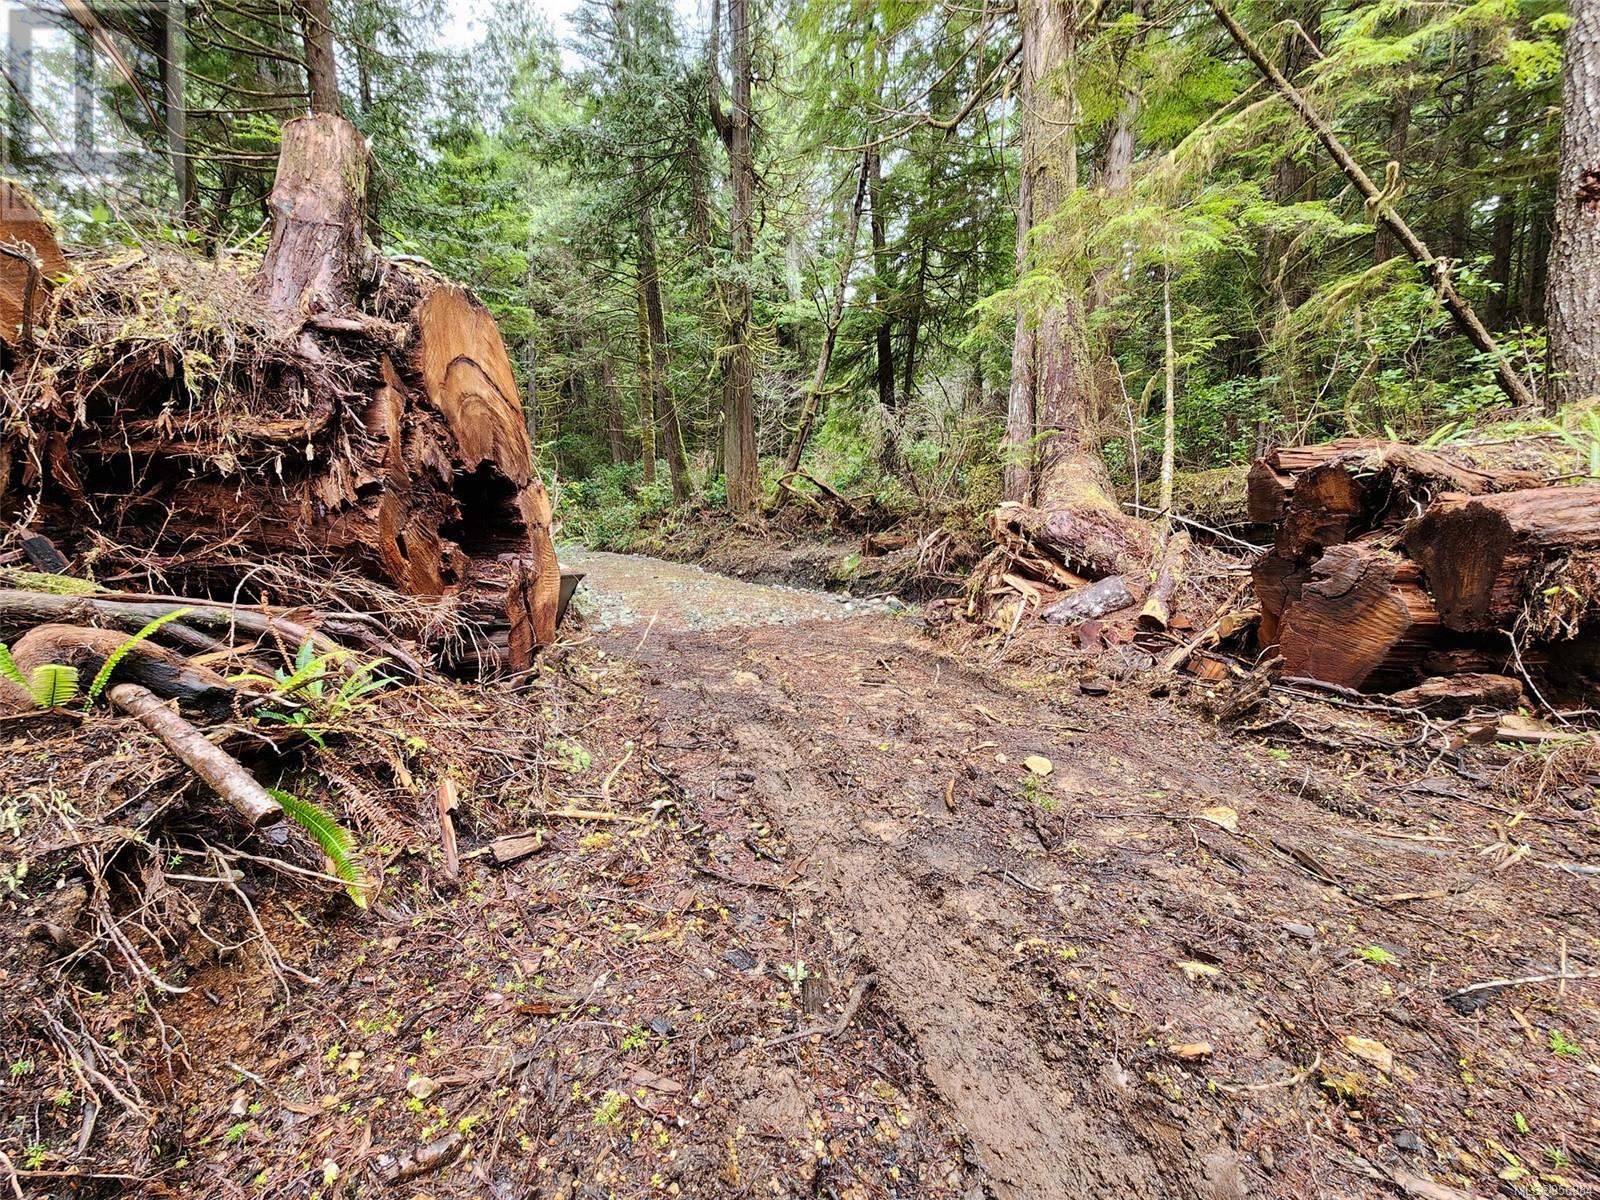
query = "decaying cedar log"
xmin=7 ymin=623 xmax=236 ymax=717
xmin=1247 ymin=439 xmax=1383 ymax=523
xmin=259 ymin=114 xmax=371 ymax=327
xmin=0 ymin=180 xmax=67 ymax=347
xmin=1274 ymin=463 xmax=1372 ymax=560
xmin=0 ymin=589 xmax=349 ymax=667
xmin=1261 ymin=443 xmax=1543 ymax=561
xmin=1390 ymin=673 xmax=1524 ymax=715
xmin=1251 ymin=553 xmax=1313 ymax=648
xmin=106 ymin=683 xmax=282 ymax=827
xmin=1278 ymin=544 xmax=1439 ymax=689
xmin=1406 ymin=485 xmax=1600 ymax=638
xmin=993 ymin=502 xmax=1152 ymax=582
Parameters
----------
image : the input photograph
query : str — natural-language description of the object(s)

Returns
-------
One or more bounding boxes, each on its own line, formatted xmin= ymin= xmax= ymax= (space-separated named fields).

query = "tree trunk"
xmin=720 ymin=0 xmax=760 ymax=513
xmin=295 ymin=0 xmax=340 ymax=115
xmin=1545 ymin=0 xmax=1600 ymax=410
xmin=783 ymin=151 xmax=871 ymax=475
xmin=1373 ymin=87 xmax=1411 ymax=264
xmin=901 ymin=232 xmax=929 ymax=406
xmin=1525 ymin=202 xmax=1551 ymax=323
xmin=635 ymin=281 xmax=657 ymax=486
xmin=258 ymin=114 xmax=369 ymax=329
xmin=1020 ymin=0 xmax=1121 ymax=516
xmin=639 ymin=203 xmax=689 ymax=502
xmin=1446 ymin=52 xmax=1478 ymax=262
xmin=1002 ymin=38 xmax=1037 ymax=505
xmin=1267 ymin=0 xmax=1320 ymax=314
xmin=1486 ymin=189 xmax=1516 ymax=329
xmin=602 ymin=351 xmax=625 ymax=465
xmin=868 ymin=143 xmax=894 ymax=414
xmin=1157 ymin=267 xmax=1176 ymax=518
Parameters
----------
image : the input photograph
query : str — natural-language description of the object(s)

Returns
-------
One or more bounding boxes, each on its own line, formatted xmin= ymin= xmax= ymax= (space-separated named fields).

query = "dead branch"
xmin=106 ymin=683 xmax=282 ymax=827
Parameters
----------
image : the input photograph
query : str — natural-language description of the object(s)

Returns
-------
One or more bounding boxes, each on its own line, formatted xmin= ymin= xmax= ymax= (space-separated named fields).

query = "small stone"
xmin=1284 ymin=922 xmax=1315 ymax=941
xmin=1393 ymin=1130 xmax=1422 ymax=1153
xmin=405 ymin=1073 xmax=437 ymax=1101
xmin=723 ymin=947 xmax=757 ymax=971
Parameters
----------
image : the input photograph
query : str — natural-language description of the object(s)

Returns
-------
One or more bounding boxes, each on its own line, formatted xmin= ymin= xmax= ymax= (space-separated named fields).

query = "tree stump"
xmin=259 ymin=114 xmax=372 ymax=328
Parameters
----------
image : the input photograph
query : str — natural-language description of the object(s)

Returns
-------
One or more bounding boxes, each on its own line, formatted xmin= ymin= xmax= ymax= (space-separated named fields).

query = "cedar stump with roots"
xmin=0 ymin=115 xmax=560 ymax=673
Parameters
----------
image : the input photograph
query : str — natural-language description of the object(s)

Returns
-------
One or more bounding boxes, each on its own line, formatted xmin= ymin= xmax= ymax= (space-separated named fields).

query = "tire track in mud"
xmin=647 ymin=628 xmax=1245 ymax=1200
xmin=718 ymin=712 xmax=1179 ymax=1200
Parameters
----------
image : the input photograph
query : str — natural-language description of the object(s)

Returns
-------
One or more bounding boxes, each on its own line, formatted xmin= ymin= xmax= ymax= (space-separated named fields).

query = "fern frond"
xmin=0 ymin=643 xmax=27 ymax=692
xmin=29 ymin=664 xmax=79 ymax=708
xmin=272 ymin=646 xmax=344 ymax=698
xmin=268 ymin=787 xmax=370 ymax=909
xmin=87 ymin=608 xmax=192 ymax=703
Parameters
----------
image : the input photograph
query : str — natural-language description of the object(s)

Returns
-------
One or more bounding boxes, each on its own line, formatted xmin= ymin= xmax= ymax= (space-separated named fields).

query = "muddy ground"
xmin=5 ymin=552 xmax=1599 ymax=1199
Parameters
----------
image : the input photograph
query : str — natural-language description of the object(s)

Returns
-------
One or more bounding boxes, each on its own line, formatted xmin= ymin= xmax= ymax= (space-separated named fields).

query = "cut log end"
xmin=1406 ymin=486 xmax=1600 ymax=638
xmin=1278 ymin=545 xmax=1438 ymax=690
xmin=0 ymin=180 xmax=68 ymax=347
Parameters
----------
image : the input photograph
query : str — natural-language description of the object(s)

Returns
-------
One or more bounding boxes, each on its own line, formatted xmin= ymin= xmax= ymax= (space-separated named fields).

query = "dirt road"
xmin=569 ymin=549 xmax=1600 ymax=1200
xmin=570 ymin=552 xmax=1254 ymax=1198
xmin=29 ymin=551 xmax=1593 ymax=1198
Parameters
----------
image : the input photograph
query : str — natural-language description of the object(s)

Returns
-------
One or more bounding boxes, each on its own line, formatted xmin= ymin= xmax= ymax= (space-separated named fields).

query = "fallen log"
xmin=0 ymin=589 xmax=349 ymax=667
xmin=1138 ymin=532 xmax=1189 ymax=632
xmin=1261 ymin=443 xmax=1543 ymax=561
xmin=8 ymin=623 xmax=237 ymax=717
xmin=1405 ymin=485 xmax=1600 ymax=639
xmin=1278 ymin=545 xmax=1439 ymax=689
xmin=1246 ymin=439 xmax=1384 ymax=523
xmin=1 ymin=113 xmax=560 ymax=673
xmin=106 ymin=683 xmax=282 ymax=827
xmin=1390 ymin=673 xmax=1524 ymax=715
xmin=1041 ymin=576 xmax=1136 ymax=625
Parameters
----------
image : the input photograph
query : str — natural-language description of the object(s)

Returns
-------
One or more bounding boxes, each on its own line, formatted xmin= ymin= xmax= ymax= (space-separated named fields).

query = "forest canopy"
xmin=3 ymin=0 xmax=1591 ymax=531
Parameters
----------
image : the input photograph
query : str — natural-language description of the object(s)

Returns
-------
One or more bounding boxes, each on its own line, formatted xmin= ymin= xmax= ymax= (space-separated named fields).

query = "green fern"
xmin=267 ymin=787 xmax=370 ymax=909
xmin=28 ymin=664 xmax=79 ymax=708
xmin=273 ymin=645 xmax=344 ymax=699
xmin=0 ymin=643 xmax=26 ymax=693
xmin=1 ymin=645 xmax=80 ymax=708
xmin=86 ymin=608 xmax=192 ymax=704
